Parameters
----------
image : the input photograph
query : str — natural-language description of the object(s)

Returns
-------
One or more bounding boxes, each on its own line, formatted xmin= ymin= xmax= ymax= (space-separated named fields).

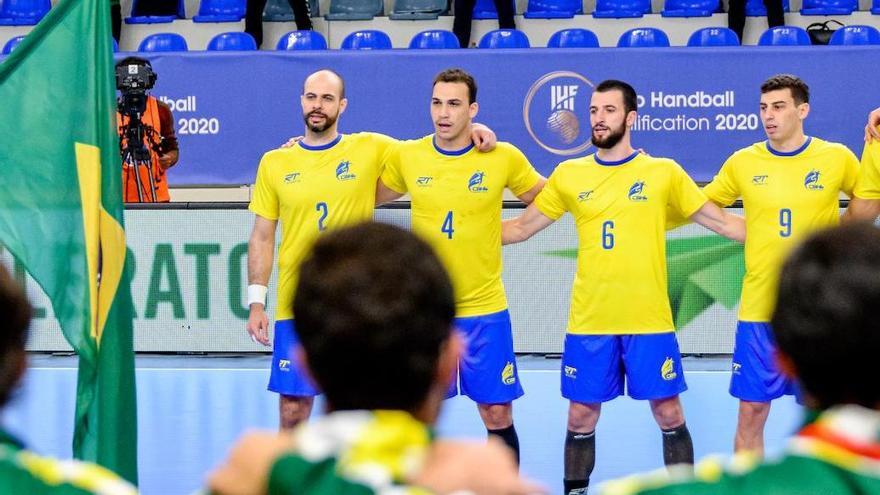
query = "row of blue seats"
xmin=2 ymin=0 xmax=880 ymax=27
xmin=6 ymin=24 xmax=875 ymax=54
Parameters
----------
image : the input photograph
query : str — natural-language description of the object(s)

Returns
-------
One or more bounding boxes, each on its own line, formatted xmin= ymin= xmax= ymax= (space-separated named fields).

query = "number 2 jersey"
xmin=704 ymin=137 xmax=858 ymax=322
xmin=534 ymin=152 xmax=707 ymax=335
xmin=380 ymin=136 xmax=541 ymax=317
xmin=249 ymin=133 xmax=396 ymax=320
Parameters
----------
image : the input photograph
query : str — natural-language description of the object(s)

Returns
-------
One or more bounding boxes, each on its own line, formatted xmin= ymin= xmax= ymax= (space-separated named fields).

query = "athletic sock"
xmin=564 ymin=429 xmax=595 ymax=495
xmin=662 ymin=423 xmax=694 ymax=467
xmin=488 ymin=424 xmax=520 ymax=465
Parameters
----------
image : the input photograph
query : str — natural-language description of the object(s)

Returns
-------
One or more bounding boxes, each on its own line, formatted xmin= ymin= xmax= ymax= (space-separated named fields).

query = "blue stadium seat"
xmin=800 ymin=0 xmax=856 ymax=15
xmin=757 ymin=26 xmax=811 ymax=45
xmin=547 ymin=28 xmax=599 ymax=47
xmin=390 ymin=0 xmax=446 ymax=20
xmin=472 ymin=0 xmax=516 ymax=19
xmin=276 ymin=30 xmax=328 ymax=49
xmin=745 ymin=0 xmax=789 ymax=15
xmin=113 ymin=38 xmax=119 ymax=52
xmin=125 ymin=0 xmax=185 ymax=24
xmin=325 ymin=0 xmax=383 ymax=20
xmin=617 ymin=27 xmax=670 ymax=46
xmin=207 ymin=32 xmax=258 ymax=50
xmin=0 ymin=0 xmax=50 ymax=26
xmin=524 ymin=0 xmax=582 ymax=18
xmin=829 ymin=24 xmax=880 ymax=44
xmin=2 ymin=35 xmax=24 ymax=54
xmin=478 ymin=29 xmax=530 ymax=48
xmin=593 ymin=0 xmax=650 ymax=18
xmin=408 ymin=30 xmax=459 ymax=48
xmin=662 ymin=0 xmax=718 ymax=17
xmin=139 ymin=33 xmax=189 ymax=52
xmin=193 ymin=0 xmax=246 ymax=22
xmin=263 ymin=0 xmax=320 ymax=19
xmin=687 ymin=26 xmax=739 ymax=45
xmin=873 ymin=0 xmax=880 ymax=14
xmin=340 ymin=30 xmax=392 ymax=49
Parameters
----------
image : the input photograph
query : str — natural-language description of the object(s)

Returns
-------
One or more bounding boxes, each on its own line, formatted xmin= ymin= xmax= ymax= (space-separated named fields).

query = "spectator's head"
xmin=293 ymin=222 xmax=458 ymax=420
xmin=590 ymin=80 xmax=638 ymax=150
xmin=772 ymin=222 xmax=880 ymax=410
xmin=0 ymin=265 xmax=31 ymax=409
xmin=301 ymin=69 xmax=347 ymax=134
xmin=431 ymin=69 xmax=479 ymax=145
xmin=759 ymin=74 xmax=810 ymax=145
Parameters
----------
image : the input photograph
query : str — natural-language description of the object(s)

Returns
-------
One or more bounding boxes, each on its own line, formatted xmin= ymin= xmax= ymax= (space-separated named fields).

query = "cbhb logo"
xmin=468 ymin=171 xmax=488 ymax=192
xmin=661 ymin=357 xmax=677 ymax=381
xmin=501 ymin=362 xmax=516 ymax=385
xmin=628 ymin=181 xmax=647 ymax=202
xmin=336 ymin=161 xmax=356 ymax=181
xmin=805 ymin=170 xmax=824 ymax=190
xmin=524 ymin=71 xmax=595 ymax=156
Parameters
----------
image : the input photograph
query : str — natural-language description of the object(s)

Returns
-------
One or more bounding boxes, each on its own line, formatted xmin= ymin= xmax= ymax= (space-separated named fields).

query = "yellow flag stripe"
xmin=74 ymin=143 xmax=100 ymax=342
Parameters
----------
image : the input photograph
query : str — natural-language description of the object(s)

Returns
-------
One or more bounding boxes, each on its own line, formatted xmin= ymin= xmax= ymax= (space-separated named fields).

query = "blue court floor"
xmin=2 ymin=355 xmax=803 ymax=495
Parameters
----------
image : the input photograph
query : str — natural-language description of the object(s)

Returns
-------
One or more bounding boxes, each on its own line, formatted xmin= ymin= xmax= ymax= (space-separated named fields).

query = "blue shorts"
xmin=267 ymin=319 xmax=320 ymax=397
xmin=730 ymin=321 xmax=798 ymax=402
xmin=445 ymin=309 xmax=524 ymax=404
xmin=561 ymin=333 xmax=688 ymax=403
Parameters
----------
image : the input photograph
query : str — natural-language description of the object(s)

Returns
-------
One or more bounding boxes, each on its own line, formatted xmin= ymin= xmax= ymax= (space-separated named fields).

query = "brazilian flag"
xmin=0 ymin=0 xmax=138 ymax=484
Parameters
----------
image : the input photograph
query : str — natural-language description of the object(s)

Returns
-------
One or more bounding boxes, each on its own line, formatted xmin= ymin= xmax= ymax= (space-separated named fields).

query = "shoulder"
xmin=349 ymin=132 xmax=399 ymax=147
xmin=810 ymin=138 xmax=857 ymax=160
xmin=1 ymin=450 xmax=137 ymax=495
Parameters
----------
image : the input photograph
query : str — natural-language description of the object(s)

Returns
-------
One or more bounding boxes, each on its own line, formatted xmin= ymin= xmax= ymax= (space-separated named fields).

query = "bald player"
xmin=246 ymin=69 xmax=497 ymax=429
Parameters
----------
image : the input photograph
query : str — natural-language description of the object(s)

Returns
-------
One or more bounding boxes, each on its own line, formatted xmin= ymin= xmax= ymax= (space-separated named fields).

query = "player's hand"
xmin=247 ymin=305 xmax=271 ymax=347
xmin=280 ymin=136 xmax=304 ymax=148
xmin=471 ymin=124 xmax=497 ymax=152
xmin=412 ymin=438 xmax=547 ymax=494
xmin=865 ymin=107 xmax=880 ymax=142
xmin=158 ymin=153 xmax=175 ymax=169
xmin=207 ymin=430 xmax=293 ymax=495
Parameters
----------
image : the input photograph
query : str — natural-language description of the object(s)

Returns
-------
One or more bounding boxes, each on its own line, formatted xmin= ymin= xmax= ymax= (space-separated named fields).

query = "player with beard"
xmin=247 ymin=69 xmax=497 ymax=430
xmin=502 ymin=80 xmax=745 ymax=495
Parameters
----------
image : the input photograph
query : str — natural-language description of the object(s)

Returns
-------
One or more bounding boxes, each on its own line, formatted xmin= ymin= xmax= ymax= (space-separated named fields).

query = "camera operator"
xmin=115 ymin=56 xmax=179 ymax=203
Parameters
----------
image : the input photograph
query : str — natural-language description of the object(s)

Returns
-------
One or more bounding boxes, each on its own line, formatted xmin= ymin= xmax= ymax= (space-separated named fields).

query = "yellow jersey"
xmin=854 ymin=137 xmax=880 ymax=200
xmin=250 ymin=132 xmax=396 ymax=320
xmin=381 ymin=136 xmax=541 ymax=317
xmin=705 ymin=137 xmax=858 ymax=322
xmin=535 ymin=152 xmax=707 ymax=335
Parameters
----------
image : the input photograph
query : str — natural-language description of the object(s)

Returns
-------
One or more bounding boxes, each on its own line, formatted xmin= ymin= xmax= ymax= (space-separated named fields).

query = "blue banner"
xmin=135 ymin=47 xmax=879 ymax=185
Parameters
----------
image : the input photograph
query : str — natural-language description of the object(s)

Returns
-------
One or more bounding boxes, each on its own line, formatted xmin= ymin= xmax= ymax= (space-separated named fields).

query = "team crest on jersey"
xmin=577 ymin=190 xmax=594 ymax=202
xmin=661 ymin=357 xmax=677 ymax=381
xmin=501 ymin=362 xmax=516 ymax=385
xmin=336 ymin=161 xmax=356 ymax=181
xmin=752 ymin=175 xmax=768 ymax=186
xmin=283 ymin=172 xmax=302 ymax=184
xmin=564 ymin=365 xmax=577 ymax=379
xmin=628 ymin=180 xmax=647 ymax=202
xmin=468 ymin=171 xmax=489 ymax=193
xmin=804 ymin=169 xmax=824 ymax=190
xmin=416 ymin=176 xmax=433 ymax=187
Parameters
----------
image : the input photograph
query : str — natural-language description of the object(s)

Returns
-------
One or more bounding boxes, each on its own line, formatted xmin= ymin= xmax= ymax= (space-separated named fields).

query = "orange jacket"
xmin=117 ymin=96 xmax=170 ymax=202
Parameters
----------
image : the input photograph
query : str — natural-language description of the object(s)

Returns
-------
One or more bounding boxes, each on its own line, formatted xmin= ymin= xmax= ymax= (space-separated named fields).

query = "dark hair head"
xmin=433 ymin=68 xmax=477 ymax=104
xmin=761 ymin=74 xmax=809 ymax=105
xmin=595 ymin=79 xmax=638 ymax=115
xmin=303 ymin=69 xmax=346 ymax=99
xmin=115 ymin=56 xmax=151 ymax=70
xmin=293 ymin=222 xmax=455 ymax=412
xmin=0 ymin=264 xmax=31 ymax=408
xmin=772 ymin=222 xmax=880 ymax=410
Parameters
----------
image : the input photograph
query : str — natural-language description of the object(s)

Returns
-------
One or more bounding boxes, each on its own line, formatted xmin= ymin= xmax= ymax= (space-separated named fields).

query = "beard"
xmin=591 ymin=121 xmax=626 ymax=149
xmin=303 ymin=110 xmax=339 ymax=133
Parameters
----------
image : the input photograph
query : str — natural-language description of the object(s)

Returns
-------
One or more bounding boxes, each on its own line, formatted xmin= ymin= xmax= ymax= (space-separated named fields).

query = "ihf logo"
xmin=524 ymin=71 xmax=594 ymax=156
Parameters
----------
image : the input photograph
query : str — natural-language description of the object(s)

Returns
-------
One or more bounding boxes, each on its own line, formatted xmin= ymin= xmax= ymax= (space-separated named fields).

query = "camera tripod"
xmin=119 ymin=116 xmax=161 ymax=203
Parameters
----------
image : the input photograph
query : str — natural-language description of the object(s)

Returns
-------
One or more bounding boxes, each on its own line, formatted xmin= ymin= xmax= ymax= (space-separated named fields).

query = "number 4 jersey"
xmin=249 ymin=132 xmax=396 ymax=320
xmin=705 ymin=137 xmax=858 ymax=323
xmin=380 ymin=136 xmax=541 ymax=317
xmin=535 ymin=151 xmax=707 ymax=335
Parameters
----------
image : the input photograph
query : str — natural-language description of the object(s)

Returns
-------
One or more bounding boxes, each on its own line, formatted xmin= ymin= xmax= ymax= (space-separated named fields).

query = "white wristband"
xmin=247 ymin=284 xmax=268 ymax=307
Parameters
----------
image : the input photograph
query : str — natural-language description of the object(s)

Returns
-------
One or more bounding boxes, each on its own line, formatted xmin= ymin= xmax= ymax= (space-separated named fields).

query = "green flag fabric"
xmin=0 ymin=0 xmax=138 ymax=484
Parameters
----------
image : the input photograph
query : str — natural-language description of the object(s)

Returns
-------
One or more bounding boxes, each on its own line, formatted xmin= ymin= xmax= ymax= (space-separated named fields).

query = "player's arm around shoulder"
xmin=689 ymin=202 xmax=745 ymax=243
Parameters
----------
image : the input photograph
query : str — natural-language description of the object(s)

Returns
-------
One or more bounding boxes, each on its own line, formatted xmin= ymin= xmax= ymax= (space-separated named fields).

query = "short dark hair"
xmin=0 ymin=265 xmax=31 ymax=409
xmin=293 ymin=222 xmax=455 ymax=412
xmin=433 ymin=68 xmax=477 ymax=104
xmin=772 ymin=222 xmax=880 ymax=410
xmin=115 ymin=56 xmax=151 ymax=70
xmin=595 ymin=80 xmax=638 ymax=115
xmin=761 ymin=74 xmax=809 ymax=105
xmin=303 ymin=69 xmax=346 ymax=99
